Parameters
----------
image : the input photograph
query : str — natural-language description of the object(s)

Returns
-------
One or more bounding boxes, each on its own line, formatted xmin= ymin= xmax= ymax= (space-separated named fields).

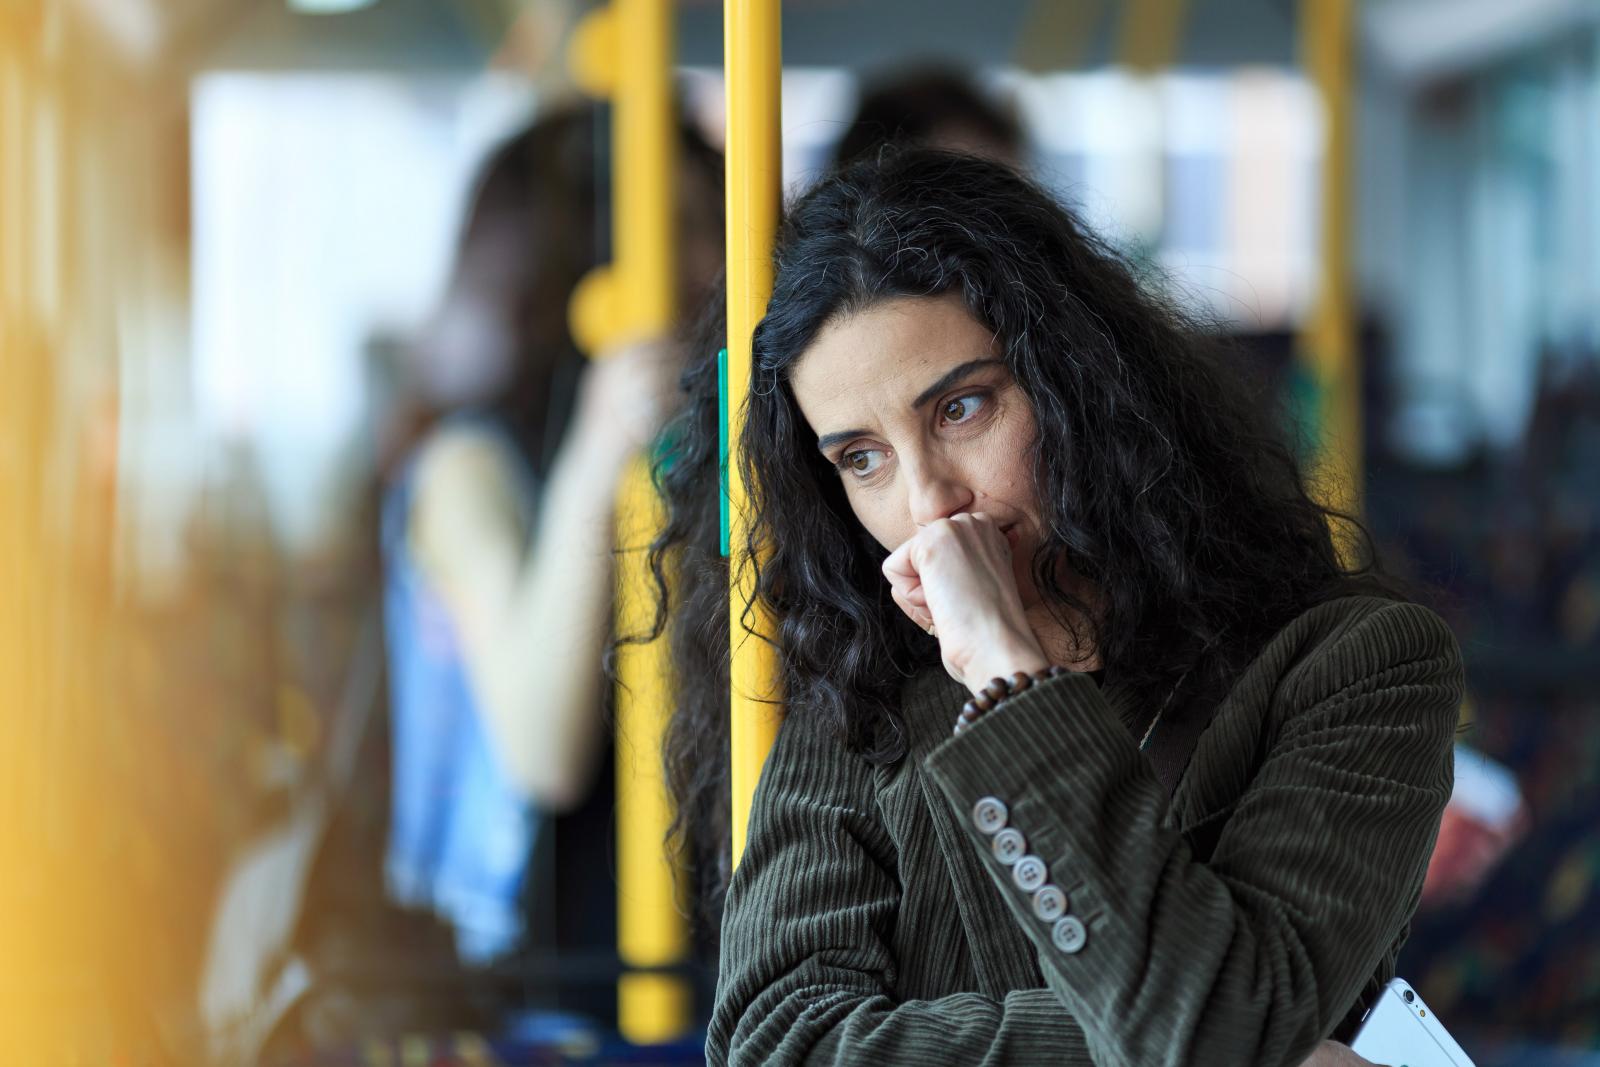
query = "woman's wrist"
xmin=954 ymin=665 xmax=1068 ymax=736
xmin=963 ymin=635 xmax=1050 ymax=697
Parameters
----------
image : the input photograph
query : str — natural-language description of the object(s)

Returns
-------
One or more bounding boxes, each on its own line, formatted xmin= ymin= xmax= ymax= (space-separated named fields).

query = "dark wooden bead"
xmin=957 ymin=666 xmax=1075 ymax=734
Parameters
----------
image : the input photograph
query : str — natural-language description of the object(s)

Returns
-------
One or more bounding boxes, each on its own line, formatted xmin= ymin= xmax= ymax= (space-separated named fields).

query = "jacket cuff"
xmin=921 ymin=671 xmax=1159 ymax=965
xmin=924 ymin=670 xmax=1147 ymax=822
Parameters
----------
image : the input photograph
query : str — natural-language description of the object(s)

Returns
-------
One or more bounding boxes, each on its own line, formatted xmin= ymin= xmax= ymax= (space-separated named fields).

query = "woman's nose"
xmin=906 ymin=461 xmax=974 ymax=528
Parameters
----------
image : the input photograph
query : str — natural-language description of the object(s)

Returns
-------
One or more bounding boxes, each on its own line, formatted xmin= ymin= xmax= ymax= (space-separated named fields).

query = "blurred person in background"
xmin=382 ymin=100 xmax=722 ymax=968
xmin=834 ymin=64 xmax=1023 ymax=169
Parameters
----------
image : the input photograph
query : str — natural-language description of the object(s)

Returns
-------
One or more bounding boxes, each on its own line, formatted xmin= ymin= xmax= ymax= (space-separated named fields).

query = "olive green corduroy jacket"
xmin=708 ymin=596 xmax=1463 ymax=1066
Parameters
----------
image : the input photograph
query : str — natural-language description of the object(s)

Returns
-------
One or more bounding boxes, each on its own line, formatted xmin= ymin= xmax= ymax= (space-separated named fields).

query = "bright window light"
xmin=287 ymin=0 xmax=381 ymax=14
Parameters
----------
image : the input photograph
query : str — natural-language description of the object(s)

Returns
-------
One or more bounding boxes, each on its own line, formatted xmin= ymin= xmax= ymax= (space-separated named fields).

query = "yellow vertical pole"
xmin=724 ymin=0 xmax=784 ymax=870
xmin=612 ymin=0 xmax=675 ymax=337
xmin=1015 ymin=0 xmax=1107 ymax=73
xmin=614 ymin=462 xmax=690 ymax=1045
xmin=1115 ymin=0 xmax=1190 ymax=74
xmin=1300 ymin=0 xmax=1361 ymax=521
xmin=568 ymin=0 xmax=689 ymax=1043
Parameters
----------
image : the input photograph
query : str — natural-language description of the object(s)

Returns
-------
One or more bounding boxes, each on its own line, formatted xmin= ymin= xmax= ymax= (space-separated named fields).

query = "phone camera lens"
xmin=1402 ymin=990 xmax=1415 ymax=1004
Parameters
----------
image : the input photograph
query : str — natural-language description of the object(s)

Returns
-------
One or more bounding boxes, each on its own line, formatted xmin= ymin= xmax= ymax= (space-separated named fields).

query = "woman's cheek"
xmin=848 ymin=495 xmax=902 ymax=555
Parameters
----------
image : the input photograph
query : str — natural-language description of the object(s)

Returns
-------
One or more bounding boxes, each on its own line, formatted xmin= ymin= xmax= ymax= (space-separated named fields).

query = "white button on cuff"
xmin=1032 ymin=885 xmax=1068 ymax=923
xmin=972 ymin=797 xmax=1009 ymax=835
xmin=991 ymin=828 xmax=1026 ymax=866
xmin=1051 ymin=915 xmax=1088 ymax=954
xmin=1012 ymin=855 xmax=1048 ymax=893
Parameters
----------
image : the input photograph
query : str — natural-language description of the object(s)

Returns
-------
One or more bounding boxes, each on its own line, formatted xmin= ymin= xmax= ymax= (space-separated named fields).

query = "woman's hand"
xmin=881 ymin=512 xmax=1049 ymax=694
xmin=1299 ymin=1040 xmax=1387 ymax=1067
xmin=571 ymin=336 xmax=680 ymax=477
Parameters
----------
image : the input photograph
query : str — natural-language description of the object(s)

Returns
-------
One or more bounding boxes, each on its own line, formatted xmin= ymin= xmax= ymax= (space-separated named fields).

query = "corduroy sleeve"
xmin=921 ymin=600 xmax=1463 ymax=1067
xmin=707 ymin=708 xmax=1093 ymax=1065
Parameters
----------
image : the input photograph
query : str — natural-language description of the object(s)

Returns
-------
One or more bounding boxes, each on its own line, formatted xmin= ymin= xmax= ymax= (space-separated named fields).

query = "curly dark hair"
xmin=640 ymin=148 xmax=1393 ymax=938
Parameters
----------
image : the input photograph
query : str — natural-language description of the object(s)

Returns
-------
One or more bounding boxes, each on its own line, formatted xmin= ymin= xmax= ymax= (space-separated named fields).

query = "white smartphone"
xmin=1349 ymin=977 xmax=1476 ymax=1067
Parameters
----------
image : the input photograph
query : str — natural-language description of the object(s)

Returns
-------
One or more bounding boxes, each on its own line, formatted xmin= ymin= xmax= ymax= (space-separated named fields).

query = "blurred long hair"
xmin=392 ymin=101 xmax=723 ymax=482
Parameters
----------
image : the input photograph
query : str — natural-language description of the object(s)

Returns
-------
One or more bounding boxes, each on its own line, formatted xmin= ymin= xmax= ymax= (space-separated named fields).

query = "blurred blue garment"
xmin=380 ymin=433 xmax=537 ymax=964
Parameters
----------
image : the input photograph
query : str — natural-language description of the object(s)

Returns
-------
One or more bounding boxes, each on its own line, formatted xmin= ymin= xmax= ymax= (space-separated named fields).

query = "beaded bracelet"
xmin=953 ymin=665 xmax=1068 ymax=736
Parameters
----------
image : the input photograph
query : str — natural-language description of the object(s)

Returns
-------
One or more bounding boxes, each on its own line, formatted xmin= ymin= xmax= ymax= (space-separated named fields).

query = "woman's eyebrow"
xmin=910 ymin=358 xmax=1002 ymax=411
xmin=816 ymin=427 xmax=869 ymax=453
xmin=814 ymin=359 xmax=1003 ymax=454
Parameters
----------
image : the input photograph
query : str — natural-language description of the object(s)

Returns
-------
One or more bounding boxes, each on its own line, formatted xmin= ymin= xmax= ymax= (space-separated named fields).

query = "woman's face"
xmin=788 ymin=292 xmax=1046 ymax=607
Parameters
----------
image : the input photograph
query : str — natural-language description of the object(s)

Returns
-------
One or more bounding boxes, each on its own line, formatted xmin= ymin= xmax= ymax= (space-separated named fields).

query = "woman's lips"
xmin=1001 ymin=523 xmax=1021 ymax=548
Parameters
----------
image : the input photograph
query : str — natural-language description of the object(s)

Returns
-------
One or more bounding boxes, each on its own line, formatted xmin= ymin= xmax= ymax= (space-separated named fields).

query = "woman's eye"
xmin=840 ymin=449 xmax=885 ymax=477
xmin=942 ymin=394 xmax=983 ymax=423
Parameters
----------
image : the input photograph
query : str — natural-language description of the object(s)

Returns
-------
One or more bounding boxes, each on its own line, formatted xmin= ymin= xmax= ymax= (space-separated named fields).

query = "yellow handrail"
xmin=1300 ymin=0 xmax=1361 ymax=526
xmin=724 ymin=0 xmax=784 ymax=871
xmin=568 ymin=0 xmax=690 ymax=1043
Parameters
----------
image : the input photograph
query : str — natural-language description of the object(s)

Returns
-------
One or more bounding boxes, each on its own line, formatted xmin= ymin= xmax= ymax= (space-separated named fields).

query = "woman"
xmin=648 ymin=149 xmax=1460 ymax=1064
